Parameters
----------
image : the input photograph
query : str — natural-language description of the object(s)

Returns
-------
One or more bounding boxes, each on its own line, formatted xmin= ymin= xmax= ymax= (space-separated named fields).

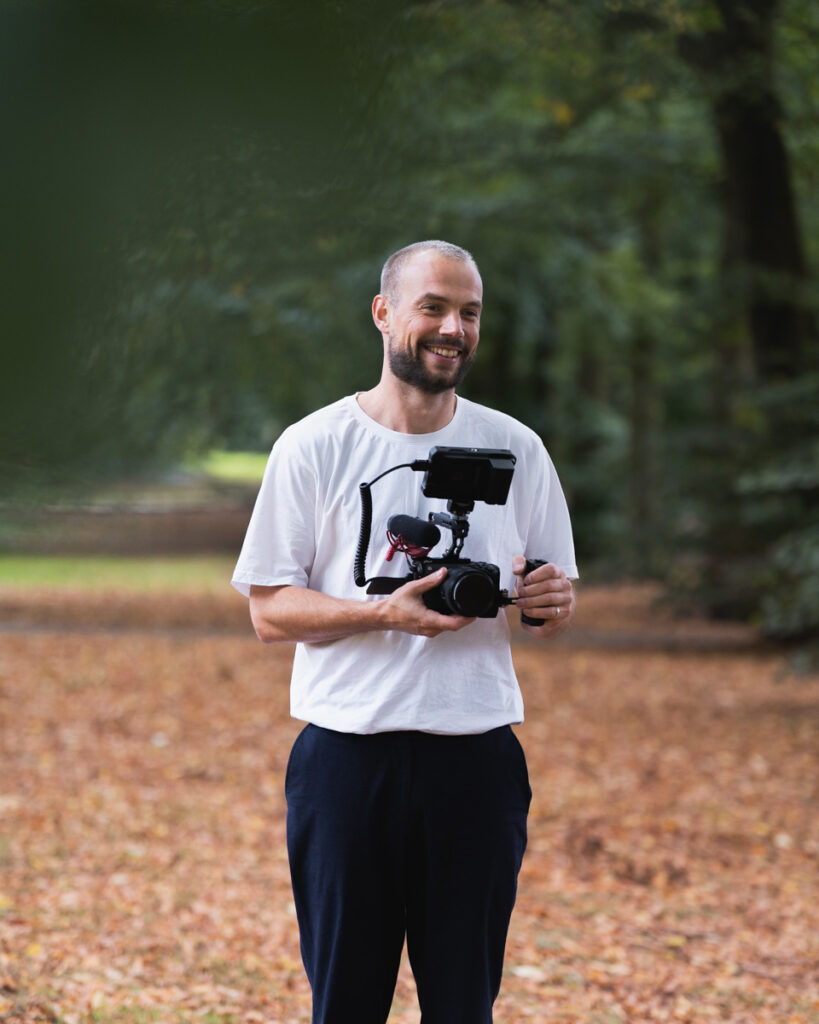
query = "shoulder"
xmin=456 ymin=397 xmax=546 ymax=455
xmin=273 ymin=396 xmax=357 ymax=453
xmin=266 ymin=396 xmax=380 ymax=488
xmin=279 ymin=396 xmax=353 ymax=436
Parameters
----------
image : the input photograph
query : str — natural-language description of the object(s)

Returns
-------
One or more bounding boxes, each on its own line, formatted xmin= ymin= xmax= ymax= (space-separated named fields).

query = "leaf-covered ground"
xmin=1 ymin=585 xmax=817 ymax=1023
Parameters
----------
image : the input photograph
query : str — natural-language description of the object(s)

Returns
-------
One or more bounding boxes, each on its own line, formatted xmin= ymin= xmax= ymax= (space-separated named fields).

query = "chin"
xmin=388 ymin=346 xmax=473 ymax=394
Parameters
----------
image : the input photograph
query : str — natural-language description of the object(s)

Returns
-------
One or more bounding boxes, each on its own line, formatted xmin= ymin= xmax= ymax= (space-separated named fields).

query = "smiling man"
xmin=379 ymin=244 xmax=480 ymax=396
xmin=232 ymin=240 xmax=578 ymax=1024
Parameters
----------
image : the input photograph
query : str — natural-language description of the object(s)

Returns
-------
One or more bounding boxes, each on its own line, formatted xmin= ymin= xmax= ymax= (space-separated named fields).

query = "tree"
xmin=3 ymin=0 xmax=816 ymax=637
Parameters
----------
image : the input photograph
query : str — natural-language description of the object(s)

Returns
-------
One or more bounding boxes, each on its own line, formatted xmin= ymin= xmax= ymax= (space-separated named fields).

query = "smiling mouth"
xmin=423 ymin=343 xmax=462 ymax=360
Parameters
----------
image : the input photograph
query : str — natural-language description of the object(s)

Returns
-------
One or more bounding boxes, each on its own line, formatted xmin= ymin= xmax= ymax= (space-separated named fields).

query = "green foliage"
xmin=2 ymin=0 xmax=816 ymax=637
xmin=762 ymin=526 xmax=819 ymax=639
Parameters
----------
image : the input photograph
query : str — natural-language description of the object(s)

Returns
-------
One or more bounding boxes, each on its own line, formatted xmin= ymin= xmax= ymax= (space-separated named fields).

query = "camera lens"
xmin=444 ymin=567 xmax=497 ymax=617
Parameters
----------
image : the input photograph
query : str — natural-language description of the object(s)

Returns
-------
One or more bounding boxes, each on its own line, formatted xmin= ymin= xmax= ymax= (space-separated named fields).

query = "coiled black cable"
xmin=354 ymin=482 xmax=373 ymax=588
xmin=353 ymin=460 xmax=429 ymax=588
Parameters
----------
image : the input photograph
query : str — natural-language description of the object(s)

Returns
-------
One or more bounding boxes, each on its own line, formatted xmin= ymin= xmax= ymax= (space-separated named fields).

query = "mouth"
xmin=422 ymin=342 xmax=463 ymax=362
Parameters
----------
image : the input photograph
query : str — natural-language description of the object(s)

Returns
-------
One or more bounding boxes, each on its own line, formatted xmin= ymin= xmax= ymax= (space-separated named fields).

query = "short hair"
xmin=379 ymin=240 xmax=479 ymax=302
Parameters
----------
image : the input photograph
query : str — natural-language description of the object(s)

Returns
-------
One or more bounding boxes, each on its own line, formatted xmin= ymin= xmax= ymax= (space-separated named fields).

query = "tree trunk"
xmin=676 ymin=0 xmax=815 ymax=615
xmin=678 ymin=0 xmax=813 ymax=383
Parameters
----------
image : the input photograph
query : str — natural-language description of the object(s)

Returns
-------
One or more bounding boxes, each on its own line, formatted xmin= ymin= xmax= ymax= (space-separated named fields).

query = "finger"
xmin=421 ymin=613 xmax=475 ymax=636
xmin=519 ymin=584 xmax=568 ymax=610
xmin=518 ymin=581 xmax=567 ymax=606
xmin=526 ymin=563 xmax=564 ymax=585
xmin=515 ymin=561 xmax=561 ymax=586
xmin=442 ymin=615 xmax=476 ymax=630
xmin=512 ymin=556 xmax=558 ymax=581
xmin=402 ymin=567 xmax=447 ymax=593
xmin=524 ymin=577 xmax=567 ymax=594
xmin=521 ymin=603 xmax=564 ymax=627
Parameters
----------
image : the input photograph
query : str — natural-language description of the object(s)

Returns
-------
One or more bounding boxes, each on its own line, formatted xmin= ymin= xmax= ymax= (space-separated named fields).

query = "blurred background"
xmin=1 ymin=0 xmax=817 ymax=640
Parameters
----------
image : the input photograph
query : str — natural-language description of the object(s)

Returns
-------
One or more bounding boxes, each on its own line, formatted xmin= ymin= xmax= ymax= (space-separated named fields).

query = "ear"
xmin=372 ymin=293 xmax=391 ymax=335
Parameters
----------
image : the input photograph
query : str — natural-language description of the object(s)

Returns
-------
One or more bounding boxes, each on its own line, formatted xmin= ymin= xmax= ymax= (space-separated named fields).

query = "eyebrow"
xmin=417 ymin=292 xmax=482 ymax=310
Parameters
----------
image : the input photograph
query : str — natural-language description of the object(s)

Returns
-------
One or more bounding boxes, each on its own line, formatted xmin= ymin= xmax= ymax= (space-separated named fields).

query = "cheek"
xmin=415 ymin=319 xmax=439 ymax=337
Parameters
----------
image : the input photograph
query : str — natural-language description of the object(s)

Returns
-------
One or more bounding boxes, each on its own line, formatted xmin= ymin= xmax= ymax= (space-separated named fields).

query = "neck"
xmin=356 ymin=377 xmax=457 ymax=434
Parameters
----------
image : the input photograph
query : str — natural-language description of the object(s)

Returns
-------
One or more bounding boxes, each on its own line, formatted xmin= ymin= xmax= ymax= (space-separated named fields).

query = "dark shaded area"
xmin=0 ymin=0 xmax=398 ymax=482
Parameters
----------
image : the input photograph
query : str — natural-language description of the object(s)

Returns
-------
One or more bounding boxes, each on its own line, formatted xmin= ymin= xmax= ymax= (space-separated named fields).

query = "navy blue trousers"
xmin=285 ymin=724 xmax=531 ymax=1024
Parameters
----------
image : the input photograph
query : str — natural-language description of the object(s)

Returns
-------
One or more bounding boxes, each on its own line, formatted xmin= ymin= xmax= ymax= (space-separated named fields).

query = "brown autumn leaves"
xmin=0 ymin=584 xmax=817 ymax=1023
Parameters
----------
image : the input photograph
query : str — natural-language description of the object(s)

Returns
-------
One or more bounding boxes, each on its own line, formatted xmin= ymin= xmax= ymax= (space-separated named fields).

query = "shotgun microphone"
xmin=387 ymin=515 xmax=441 ymax=550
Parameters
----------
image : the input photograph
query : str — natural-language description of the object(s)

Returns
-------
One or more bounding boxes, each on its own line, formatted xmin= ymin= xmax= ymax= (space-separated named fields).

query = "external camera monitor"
xmin=421 ymin=447 xmax=516 ymax=505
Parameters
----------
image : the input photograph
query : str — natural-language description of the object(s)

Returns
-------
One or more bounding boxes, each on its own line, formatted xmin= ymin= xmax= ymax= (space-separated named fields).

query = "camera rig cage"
xmin=353 ymin=446 xmax=548 ymax=624
xmin=354 ymin=446 xmax=516 ymax=591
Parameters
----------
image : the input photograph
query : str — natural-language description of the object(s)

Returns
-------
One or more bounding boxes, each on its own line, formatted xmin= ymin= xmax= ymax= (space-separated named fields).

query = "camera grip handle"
xmin=520 ymin=558 xmax=547 ymax=626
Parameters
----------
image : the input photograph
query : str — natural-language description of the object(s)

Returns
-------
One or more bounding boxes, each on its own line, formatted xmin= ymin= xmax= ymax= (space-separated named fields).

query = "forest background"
xmin=1 ymin=0 xmax=817 ymax=638
xmin=1 ymin=4 xmax=818 ymax=1021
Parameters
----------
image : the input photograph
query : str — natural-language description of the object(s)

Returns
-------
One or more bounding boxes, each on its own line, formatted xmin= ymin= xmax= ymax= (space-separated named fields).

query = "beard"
xmin=387 ymin=335 xmax=475 ymax=395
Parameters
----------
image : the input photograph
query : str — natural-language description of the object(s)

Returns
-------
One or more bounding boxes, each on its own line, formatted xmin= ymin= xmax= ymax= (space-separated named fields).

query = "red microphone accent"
xmin=384 ymin=531 xmax=433 ymax=562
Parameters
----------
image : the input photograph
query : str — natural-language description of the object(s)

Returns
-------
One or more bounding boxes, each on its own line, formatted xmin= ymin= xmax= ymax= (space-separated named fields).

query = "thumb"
xmin=407 ymin=567 xmax=447 ymax=592
xmin=512 ymin=555 xmax=527 ymax=576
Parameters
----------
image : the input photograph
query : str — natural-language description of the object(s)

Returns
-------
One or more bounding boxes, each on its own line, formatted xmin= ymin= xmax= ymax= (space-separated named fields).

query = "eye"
xmin=422 ymin=304 xmax=441 ymax=313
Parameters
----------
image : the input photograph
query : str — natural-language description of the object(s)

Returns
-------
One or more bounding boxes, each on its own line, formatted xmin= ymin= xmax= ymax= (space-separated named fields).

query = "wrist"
xmin=368 ymin=594 xmax=398 ymax=633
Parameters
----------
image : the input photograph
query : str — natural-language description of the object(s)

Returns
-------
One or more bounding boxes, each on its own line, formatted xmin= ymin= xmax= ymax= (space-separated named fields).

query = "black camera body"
xmin=412 ymin=557 xmax=504 ymax=619
xmin=355 ymin=446 xmax=546 ymax=621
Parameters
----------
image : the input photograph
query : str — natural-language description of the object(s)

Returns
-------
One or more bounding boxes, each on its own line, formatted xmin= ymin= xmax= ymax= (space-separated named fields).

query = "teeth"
xmin=426 ymin=345 xmax=459 ymax=358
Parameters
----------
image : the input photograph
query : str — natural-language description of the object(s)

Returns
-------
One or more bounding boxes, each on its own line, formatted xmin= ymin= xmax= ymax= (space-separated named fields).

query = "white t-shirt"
xmin=232 ymin=394 xmax=578 ymax=735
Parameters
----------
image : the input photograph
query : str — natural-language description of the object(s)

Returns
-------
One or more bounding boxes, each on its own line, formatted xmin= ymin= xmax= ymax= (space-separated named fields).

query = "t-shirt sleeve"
xmin=525 ymin=446 xmax=579 ymax=580
xmin=231 ymin=431 xmax=318 ymax=598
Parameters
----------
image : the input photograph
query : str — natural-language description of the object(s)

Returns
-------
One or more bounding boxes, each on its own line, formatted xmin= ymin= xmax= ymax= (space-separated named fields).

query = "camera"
xmin=404 ymin=555 xmax=503 ymax=618
xmin=354 ymin=446 xmax=547 ymax=622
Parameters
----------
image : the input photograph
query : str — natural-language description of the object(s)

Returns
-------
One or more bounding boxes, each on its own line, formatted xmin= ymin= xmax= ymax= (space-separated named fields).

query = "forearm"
xmin=249 ymin=572 xmax=474 ymax=644
xmin=250 ymin=584 xmax=386 ymax=644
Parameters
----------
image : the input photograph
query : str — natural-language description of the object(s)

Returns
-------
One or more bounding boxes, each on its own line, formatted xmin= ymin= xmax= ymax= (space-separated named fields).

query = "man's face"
xmin=382 ymin=253 xmax=482 ymax=395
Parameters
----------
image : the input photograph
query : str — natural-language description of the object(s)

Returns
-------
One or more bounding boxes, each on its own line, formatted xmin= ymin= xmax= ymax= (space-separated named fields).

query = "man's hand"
xmin=511 ymin=556 xmax=575 ymax=638
xmin=379 ymin=568 xmax=476 ymax=638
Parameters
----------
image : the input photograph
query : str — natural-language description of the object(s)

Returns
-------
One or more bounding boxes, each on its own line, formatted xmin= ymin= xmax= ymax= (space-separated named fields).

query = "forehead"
xmin=395 ymin=253 xmax=483 ymax=306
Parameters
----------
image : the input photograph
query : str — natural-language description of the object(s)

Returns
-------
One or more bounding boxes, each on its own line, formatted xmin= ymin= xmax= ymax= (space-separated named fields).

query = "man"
xmin=232 ymin=240 xmax=578 ymax=1024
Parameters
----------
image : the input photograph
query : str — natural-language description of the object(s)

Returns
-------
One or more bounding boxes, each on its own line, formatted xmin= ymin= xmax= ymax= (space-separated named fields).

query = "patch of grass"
xmin=0 ymin=555 xmax=236 ymax=592
xmin=186 ymin=450 xmax=268 ymax=486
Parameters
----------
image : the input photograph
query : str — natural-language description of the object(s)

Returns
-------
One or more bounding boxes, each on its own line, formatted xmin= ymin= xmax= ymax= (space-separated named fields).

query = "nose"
xmin=439 ymin=310 xmax=464 ymax=339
